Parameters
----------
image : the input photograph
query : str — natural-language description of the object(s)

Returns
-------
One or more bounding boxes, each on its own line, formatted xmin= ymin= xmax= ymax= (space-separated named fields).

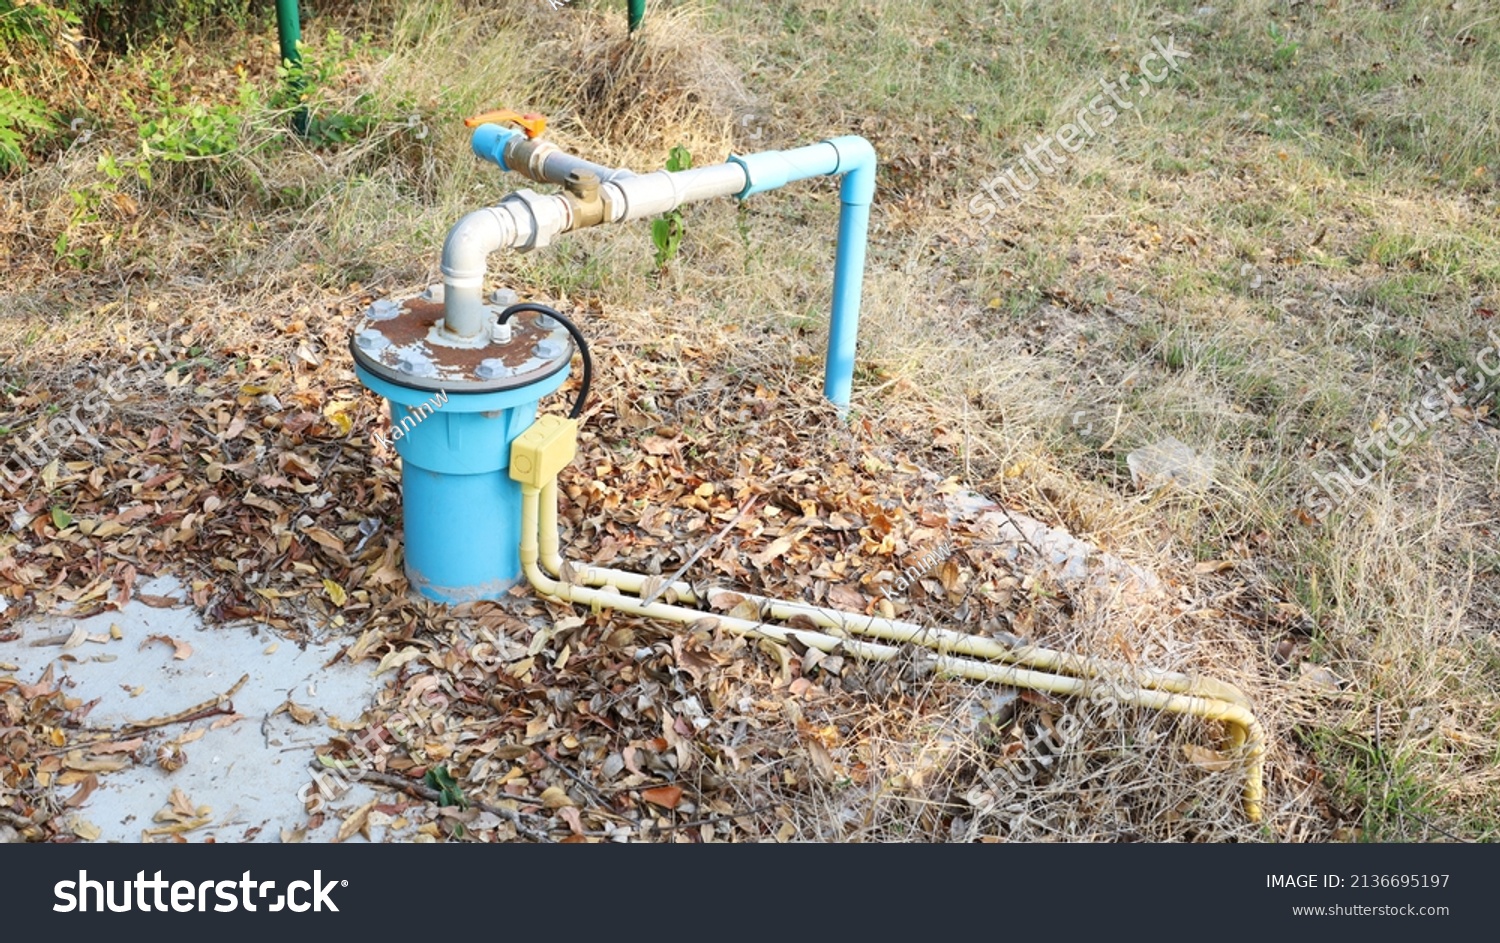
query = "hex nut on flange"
xmin=355 ymin=329 xmax=389 ymax=352
xmin=397 ymin=353 xmax=436 ymax=377
xmin=367 ymin=299 xmax=402 ymax=321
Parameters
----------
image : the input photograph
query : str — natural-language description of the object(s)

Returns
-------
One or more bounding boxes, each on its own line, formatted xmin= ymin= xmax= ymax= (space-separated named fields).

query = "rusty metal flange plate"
xmin=348 ymin=295 xmax=574 ymax=394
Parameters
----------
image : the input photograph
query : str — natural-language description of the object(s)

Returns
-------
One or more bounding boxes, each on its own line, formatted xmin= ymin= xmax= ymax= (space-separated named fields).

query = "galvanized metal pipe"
xmin=456 ymin=124 xmax=878 ymax=409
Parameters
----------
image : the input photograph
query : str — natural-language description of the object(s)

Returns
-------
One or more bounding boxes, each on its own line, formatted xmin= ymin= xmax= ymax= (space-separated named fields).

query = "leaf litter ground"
xmin=1 ymin=289 xmax=1283 ymax=843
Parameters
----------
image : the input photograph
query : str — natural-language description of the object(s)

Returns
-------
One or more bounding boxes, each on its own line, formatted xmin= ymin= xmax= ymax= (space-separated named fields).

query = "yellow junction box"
xmin=509 ymin=414 xmax=579 ymax=488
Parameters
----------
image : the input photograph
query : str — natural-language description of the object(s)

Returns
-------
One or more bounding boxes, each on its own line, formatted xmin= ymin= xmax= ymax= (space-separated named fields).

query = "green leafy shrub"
xmin=274 ymin=29 xmax=386 ymax=146
xmin=0 ymin=1 xmax=74 ymax=173
xmin=0 ymin=87 xmax=55 ymax=175
xmin=51 ymin=0 xmax=263 ymax=52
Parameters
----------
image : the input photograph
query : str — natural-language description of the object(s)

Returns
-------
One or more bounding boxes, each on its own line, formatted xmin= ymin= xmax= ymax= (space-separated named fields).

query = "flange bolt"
xmin=397 ymin=353 xmax=436 ymax=377
xmin=368 ymin=299 xmax=402 ymax=321
xmin=355 ymin=329 xmax=389 ymax=352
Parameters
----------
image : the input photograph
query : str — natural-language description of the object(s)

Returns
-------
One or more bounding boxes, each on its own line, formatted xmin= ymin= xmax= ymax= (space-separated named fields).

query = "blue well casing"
xmin=354 ymin=365 xmax=569 ymax=603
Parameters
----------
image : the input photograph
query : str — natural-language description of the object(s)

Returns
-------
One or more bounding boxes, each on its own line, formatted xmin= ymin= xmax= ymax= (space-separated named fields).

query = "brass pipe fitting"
xmin=563 ymin=170 xmax=605 ymax=230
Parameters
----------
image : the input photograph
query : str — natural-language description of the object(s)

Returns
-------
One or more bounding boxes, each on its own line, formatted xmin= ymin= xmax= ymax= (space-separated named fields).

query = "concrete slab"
xmin=2 ymin=576 xmax=390 ymax=842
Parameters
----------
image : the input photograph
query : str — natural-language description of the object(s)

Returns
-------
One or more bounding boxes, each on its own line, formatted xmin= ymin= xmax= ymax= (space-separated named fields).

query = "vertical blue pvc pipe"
xmin=729 ymin=137 xmax=875 ymax=410
xmin=826 ymin=200 xmax=871 ymax=409
xmin=824 ymin=135 xmax=877 ymax=411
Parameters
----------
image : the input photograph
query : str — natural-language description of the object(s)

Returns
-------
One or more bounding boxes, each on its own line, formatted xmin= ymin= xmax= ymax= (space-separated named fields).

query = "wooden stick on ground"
xmin=325 ymin=764 xmax=552 ymax=843
xmin=118 ymin=673 xmax=248 ymax=732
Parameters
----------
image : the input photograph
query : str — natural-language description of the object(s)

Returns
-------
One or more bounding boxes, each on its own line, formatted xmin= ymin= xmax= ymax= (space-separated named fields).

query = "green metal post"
xmin=628 ymin=0 xmax=645 ymax=33
xmin=276 ymin=0 xmax=307 ymax=135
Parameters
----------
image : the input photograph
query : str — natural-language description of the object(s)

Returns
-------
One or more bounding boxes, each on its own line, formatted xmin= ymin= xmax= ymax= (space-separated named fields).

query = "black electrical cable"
xmin=498 ymin=302 xmax=592 ymax=420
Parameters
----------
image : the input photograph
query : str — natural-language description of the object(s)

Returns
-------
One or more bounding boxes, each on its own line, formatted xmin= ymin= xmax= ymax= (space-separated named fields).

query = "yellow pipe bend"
xmin=522 ymin=483 xmax=1264 ymax=821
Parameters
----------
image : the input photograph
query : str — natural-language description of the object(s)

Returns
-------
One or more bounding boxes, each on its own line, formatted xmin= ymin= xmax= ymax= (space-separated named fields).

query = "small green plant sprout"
xmin=1267 ymin=22 xmax=1299 ymax=70
xmin=425 ymin=764 xmax=468 ymax=809
xmin=424 ymin=764 xmax=471 ymax=837
xmin=651 ymin=144 xmax=692 ymax=271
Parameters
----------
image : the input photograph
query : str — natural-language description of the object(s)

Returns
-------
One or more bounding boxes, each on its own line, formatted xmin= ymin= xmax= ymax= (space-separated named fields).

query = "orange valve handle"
xmin=464 ymin=109 xmax=547 ymax=139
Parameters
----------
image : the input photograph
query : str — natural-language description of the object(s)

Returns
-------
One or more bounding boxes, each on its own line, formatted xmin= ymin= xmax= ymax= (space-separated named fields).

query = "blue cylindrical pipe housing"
xmin=354 ymin=365 xmax=570 ymax=603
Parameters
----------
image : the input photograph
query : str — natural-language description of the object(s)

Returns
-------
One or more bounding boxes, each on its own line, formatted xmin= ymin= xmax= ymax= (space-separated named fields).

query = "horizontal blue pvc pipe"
xmin=471 ymin=123 xmax=521 ymax=171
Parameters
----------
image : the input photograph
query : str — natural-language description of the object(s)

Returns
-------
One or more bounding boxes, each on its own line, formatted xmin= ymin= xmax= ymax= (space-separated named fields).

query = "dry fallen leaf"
xmin=65 ymin=751 xmax=131 ymax=772
xmin=336 ymin=799 xmax=376 ymax=843
xmin=374 ymin=646 xmax=426 ymax=677
xmin=827 ymin=583 xmax=865 ymax=611
xmin=1182 ymin=744 xmax=1237 ymax=773
xmin=752 ymin=535 xmax=794 ymax=568
xmin=70 ymin=817 xmax=102 ymax=842
xmin=142 ymin=634 xmax=193 ymax=660
xmin=806 ymin=738 xmax=838 ymax=782
xmin=558 ymin=805 xmax=585 ymax=836
xmin=90 ymin=738 xmax=144 ymax=755
xmin=168 ymin=788 xmax=198 ymax=820
xmin=641 ymin=785 xmax=683 ymax=810
xmin=273 ymin=700 xmax=318 ymax=725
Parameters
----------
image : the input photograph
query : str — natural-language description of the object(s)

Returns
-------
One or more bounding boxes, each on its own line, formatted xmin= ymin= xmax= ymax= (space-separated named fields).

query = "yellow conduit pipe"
xmin=537 ymin=485 xmax=1251 ymax=709
xmin=522 ymin=483 xmax=1265 ymax=820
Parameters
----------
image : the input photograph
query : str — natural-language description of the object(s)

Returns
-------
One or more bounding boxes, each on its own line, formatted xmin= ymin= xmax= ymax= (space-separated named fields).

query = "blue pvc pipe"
xmin=354 ymin=366 xmax=570 ymax=602
xmin=826 ymin=200 xmax=871 ymax=407
xmin=731 ymin=136 xmax=876 ymax=409
xmin=470 ymin=123 xmax=520 ymax=171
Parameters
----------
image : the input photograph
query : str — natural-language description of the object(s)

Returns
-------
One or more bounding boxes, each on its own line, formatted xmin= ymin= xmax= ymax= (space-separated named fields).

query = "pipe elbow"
xmin=824 ymin=135 xmax=877 ymax=205
xmin=441 ymin=207 xmax=511 ymax=282
xmin=441 ymin=207 xmax=515 ymax=338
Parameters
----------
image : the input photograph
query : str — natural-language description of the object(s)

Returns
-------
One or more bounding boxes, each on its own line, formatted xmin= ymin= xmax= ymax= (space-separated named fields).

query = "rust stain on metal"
xmin=353 ymin=296 xmax=572 ymax=387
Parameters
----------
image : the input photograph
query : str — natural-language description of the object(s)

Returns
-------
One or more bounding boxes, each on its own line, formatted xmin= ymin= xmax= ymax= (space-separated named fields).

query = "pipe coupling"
xmin=562 ymin=170 xmax=605 ymax=230
xmin=500 ymin=189 xmax=571 ymax=251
